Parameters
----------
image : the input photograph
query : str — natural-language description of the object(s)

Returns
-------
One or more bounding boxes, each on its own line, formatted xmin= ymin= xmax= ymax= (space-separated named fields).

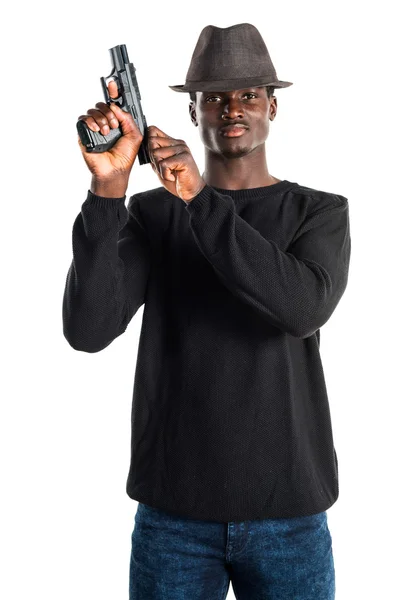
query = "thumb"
xmin=108 ymin=102 xmax=141 ymax=138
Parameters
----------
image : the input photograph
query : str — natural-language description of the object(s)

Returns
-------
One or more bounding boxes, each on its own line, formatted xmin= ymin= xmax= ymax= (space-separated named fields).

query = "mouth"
xmin=220 ymin=124 xmax=249 ymax=137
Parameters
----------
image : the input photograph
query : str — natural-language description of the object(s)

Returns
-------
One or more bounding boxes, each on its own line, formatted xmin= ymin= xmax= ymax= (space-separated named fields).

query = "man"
xmin=64 ymin=23 xmax=350 ymax=600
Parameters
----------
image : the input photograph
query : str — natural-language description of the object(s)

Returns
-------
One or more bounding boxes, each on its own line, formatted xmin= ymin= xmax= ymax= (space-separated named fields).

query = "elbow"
xmin=291 ymin=266 xmax=349 ymax=338
xmin=63 ymin=326 xmax=113 ymax=353
xmin=282 ymin=250 xmax=350 ymax=339
xmin=62 ymin=303 xmax=127 ymax=353
xmin=289 ymin=288 xmax=348 ymax=339
xmin=65 ymin=337 xmax=113 ymax=353
xmin=286 ymin=317 xmax=321 ymax=339
xmin=288 ymin=312 xmax=330 ymax=339
xmin=290 ymin=320 xmax=323 ymax=339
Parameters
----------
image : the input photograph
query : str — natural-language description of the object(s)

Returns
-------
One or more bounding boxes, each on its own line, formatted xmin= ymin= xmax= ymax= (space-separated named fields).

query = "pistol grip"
xmin=76 ymin=120 xmax=122 ymax=153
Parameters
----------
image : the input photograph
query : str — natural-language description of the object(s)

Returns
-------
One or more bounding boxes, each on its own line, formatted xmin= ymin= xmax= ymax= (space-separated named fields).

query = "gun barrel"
xmin=109 ymin=44 xmax=130 ymax=72
xmin=107 ymin=44 xmax=150 ymax=165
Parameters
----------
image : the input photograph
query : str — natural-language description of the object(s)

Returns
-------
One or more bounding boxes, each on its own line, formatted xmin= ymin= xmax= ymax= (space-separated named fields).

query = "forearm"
xmin=185 ymin=185 xmax=351 ymax=338
xmin=62 ymin=190 xmax=150 ymax=352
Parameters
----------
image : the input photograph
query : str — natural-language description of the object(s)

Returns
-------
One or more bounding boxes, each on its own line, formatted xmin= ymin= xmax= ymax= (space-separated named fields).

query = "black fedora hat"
xmin=169 ymin=23 xmax=293 ymax=93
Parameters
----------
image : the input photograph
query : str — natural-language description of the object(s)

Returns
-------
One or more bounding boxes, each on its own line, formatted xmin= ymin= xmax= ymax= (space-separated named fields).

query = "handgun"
xmin=76 ymin=44 xmax=151 ymax=165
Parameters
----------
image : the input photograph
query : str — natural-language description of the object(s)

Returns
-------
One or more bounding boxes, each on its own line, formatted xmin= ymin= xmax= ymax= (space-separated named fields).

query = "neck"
xmin=202 ymin=143 xmax=279 ymax=190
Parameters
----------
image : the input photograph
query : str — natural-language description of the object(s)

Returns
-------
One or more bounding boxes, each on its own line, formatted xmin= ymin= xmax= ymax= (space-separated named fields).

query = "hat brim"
xmin=169 ymin=78 xmax=293 ymax=93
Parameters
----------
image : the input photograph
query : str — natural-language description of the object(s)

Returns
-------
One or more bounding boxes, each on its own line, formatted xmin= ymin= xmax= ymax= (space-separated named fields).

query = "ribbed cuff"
xmin=85 ymin=189 xmax=127 ymax=208
xmin=184 ymin=184 xmax=216 ymax=212
xmin=82 ymin=190 xmax=128 ymax=230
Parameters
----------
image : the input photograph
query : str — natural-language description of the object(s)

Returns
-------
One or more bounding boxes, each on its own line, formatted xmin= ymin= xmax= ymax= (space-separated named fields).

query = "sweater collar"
xmin=210 ymin=179 xmax=296 ymax=200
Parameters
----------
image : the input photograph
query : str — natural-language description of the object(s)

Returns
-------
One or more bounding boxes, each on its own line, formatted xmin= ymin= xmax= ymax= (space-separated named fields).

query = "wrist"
xmin=184 ymin=181 xmax=206 ymax=204
xmin=91 ymin=175 xmax=129 ymax=198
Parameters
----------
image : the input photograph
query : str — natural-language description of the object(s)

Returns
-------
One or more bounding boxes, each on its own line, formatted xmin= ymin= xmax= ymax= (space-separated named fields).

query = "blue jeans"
xmin=129 ymin=502 xmax=335 ymax=599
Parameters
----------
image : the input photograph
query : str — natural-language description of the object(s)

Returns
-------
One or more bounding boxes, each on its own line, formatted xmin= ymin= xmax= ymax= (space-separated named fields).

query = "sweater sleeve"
xmin=62 ymin=189 xmax=151 ymax=352
xmin=185 ymin=184 xmax=351 ymax=338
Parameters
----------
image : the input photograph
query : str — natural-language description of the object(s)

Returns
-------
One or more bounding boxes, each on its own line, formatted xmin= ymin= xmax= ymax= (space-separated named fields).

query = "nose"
xmin=222 ymin=98 xmax=244 ymax=120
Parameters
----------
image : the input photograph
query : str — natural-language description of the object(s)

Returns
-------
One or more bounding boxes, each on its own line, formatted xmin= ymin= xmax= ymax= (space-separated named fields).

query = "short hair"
xmin=189 ymin=86 xmax=276 ymax=103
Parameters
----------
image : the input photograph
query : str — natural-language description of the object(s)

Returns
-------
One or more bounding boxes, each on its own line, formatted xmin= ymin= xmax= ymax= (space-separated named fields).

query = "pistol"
xmin=76 ymin=44 xmax=150 ymax=165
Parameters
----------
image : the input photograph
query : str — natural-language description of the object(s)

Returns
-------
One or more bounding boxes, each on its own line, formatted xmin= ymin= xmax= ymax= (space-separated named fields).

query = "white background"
xmin=1 ymin=1 xmax=399 ymax=598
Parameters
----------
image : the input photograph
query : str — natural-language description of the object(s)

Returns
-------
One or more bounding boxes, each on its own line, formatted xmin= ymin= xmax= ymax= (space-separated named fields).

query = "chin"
xmin=219 ymin=145 xmax=253 ymax=159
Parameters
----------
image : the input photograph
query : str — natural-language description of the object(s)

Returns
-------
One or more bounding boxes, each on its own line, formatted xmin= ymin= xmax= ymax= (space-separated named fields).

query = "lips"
xmin=220 ymin=124 xmax=248 ymax=133
xmin=220 ymin=124 xmax=249 ymax=137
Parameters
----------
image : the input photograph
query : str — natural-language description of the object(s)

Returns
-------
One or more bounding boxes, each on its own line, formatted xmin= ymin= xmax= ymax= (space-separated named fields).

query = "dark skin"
xmin=189 ymin=86 xmax=280 ymax=190
xmin=79 ymin=81 xmax=281 ymax=201
xmin=146 ymin=86 xmax=279 ymax=202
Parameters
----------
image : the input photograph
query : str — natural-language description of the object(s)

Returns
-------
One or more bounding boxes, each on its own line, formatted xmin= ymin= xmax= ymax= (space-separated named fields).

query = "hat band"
xmin=180 ymin=76 xmax=282 ymax=92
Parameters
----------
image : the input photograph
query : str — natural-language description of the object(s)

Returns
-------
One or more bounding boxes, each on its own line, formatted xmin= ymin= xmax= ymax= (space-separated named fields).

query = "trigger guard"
xmin=107 ymin=97 xmax=123 ymax=108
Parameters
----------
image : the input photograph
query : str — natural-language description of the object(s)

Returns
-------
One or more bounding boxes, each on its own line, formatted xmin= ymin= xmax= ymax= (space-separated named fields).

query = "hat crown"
xmin=169 ymin=22 xmax=293 ymax=93
xmin=187 ymin=23 xmax=276 ymax=82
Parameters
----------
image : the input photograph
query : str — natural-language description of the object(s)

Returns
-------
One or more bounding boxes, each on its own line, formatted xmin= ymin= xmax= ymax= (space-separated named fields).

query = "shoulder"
xmin=288 ymin=182 xmax=349 ymax=214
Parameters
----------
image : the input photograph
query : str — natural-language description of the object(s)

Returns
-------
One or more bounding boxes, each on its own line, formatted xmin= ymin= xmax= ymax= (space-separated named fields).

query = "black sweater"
xmin=62 ymin=179 xmax=351 ymax=522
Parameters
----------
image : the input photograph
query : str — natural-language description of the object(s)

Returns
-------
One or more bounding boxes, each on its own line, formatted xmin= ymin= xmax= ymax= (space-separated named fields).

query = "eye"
xmin=205 ymin=93 xmax=257 ymax=102
xmin=205 ymin=96 xmax=222 ymax=102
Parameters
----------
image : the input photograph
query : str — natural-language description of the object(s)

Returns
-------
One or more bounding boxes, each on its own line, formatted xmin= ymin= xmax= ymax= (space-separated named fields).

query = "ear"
xmin=189 ymin=101 xmax=198 ymax=127
xmin=270 ymin=96 xmax=278 ymax=120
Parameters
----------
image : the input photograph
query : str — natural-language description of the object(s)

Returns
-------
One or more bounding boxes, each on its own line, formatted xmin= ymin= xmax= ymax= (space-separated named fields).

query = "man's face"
xmin=189 ymin=87 xmax=277 ymax=158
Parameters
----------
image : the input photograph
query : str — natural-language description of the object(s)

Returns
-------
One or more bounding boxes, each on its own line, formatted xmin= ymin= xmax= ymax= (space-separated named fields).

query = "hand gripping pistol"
xmin=76 ymin=44 xmax=150 ymax=165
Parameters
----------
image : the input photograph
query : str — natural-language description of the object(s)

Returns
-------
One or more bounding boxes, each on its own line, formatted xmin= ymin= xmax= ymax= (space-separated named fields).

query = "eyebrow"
xmin=204 ymin=88 xmax=260 ymax=96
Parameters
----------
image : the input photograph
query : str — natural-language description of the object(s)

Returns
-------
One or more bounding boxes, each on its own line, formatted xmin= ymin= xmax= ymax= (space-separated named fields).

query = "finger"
xmin=108 ymin=80 xmax=119 ymax=100
xmin=151 ymin=144 xmax=188 ymax=160
xmin=84 ymin=108 xmax=112 ymax=135
xmin=147 ymin=125 xmax=172 ymax=138
xmin=147 ymin=136 xmax=184 ymax=151
xmin=77 ymin=115 xmax=101 ymax=132
xmin=108 ymin=102 xmax=143 ymax=138
xmin=88 ymin=106 xmax=119 ymax=134
xmin=157 ymin=151 xmax=187 ymax=180
xmin=150 ymin=145 xmax=187 ymax=176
